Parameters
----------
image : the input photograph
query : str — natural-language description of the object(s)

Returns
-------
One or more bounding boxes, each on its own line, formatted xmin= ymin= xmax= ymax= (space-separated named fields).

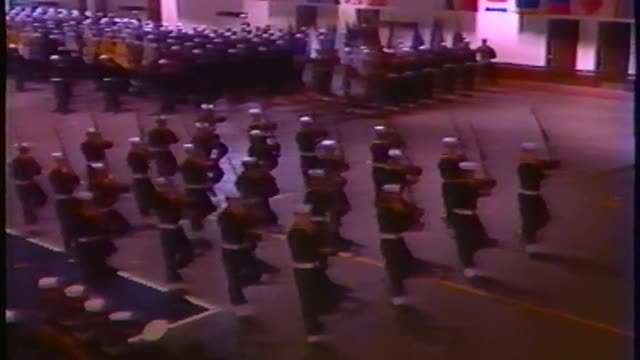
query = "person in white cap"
xmin=196 ymin=103 xmax=226 ymax=126
xmin=154 ymin=178 xmax=195 ymax=283
xmin=191 ymin=120 xmax=229 ymax=162
xmin=316 ymin=139 xmax=349 ymax=176
xmin=217 ymin=195 xmax=280 ymax=316
xmin=9 ymin=142 xmax=48 ymax=231
xmin=147 ymin=117 xmax=180 ymax=180
xmin=438 ymin=137 xmax=467 ymax=228
xmin=248 ymin=129 xmax=280 ymax=171
xmin=48 ymin=152 xmax=83 ymax=252
xmin=81 ymin=127 xmax=114 ymax=183
xmin=179 ymin=143 xmax=217 ymax=253
xmin=126 ymin=137 xmax=158 ymax=221
xmin=247 ymin=108 xmax=277 ymax=134
xmin=374 ymin=148 xmax=422 ymax=195
xmin=287 ymin=204 xmax=350 ymax=343
xmin=235 ymin=156 xmax=280 ymax=229
xmin=518 ymin=142 xmax=553 ymax=256
xmin=449 ymin=161 xmax=498 ymax=279
xmin=295 ymin=115 xmax=329 ymax=184
xmin=376 ymin=183 xmax=424 ymax=305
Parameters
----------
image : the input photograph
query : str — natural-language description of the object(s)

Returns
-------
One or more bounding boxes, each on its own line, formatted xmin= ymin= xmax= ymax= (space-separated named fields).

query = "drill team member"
xmin=126 ymin=137 xmax=158 ymax=222
xmin=288 ymin=205 xmax=349 ymax=343
xmin=218 ymin=196 xmax=278 ymax=316
xmin=49 ymin=152 xmax=82 ymax=252
xmin=87 ymin=164 xmax=132 ymax=238
xmin=197 ymin=104 xmax=227 ymax=127
xmin=438 ymin=137 xmax=468 ymax=228
xmin=375 ymin=148 xmax=422 ymax=195
xmin=449 ymin=161 xmax=497 ymax=278
xmin=248 ymin=130 xmax=280 ymax=172
xmin=9 ymin=143 xmax=48 ymax=229
xmin=148 ymin=117 xmax=180 ymax=180
xmin=315 ymin=139 xmax=351 ymax=223
xmin=376 ymin=184 xmax=424 ymax=305
xmin=153 ymin=179 xmax=195 ymax=283
xmin=295 ymin=115 xmax=328 ymax=184
xmin=180 ymin=144 xmax=217 ymax=252
xmin=235 ymin=157 xmax=280 ymax=229
xmin=247 ymin=108 xmax=277 ymax=134
xmin=191 ymin=121 xmax=229 ymax=161
xmin=81 ymin=128 xmax=114 ymax=183
xmin=518 ymin=142 xmax=555 ymax=256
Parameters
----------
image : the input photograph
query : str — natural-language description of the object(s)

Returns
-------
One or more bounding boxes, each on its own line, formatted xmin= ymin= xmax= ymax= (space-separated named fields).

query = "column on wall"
xmin=160 ymin=0 xmax=178 ymax=25
xmin=575 ymin=19 xmax=597 ymax=72
xmin=628 ymin=26 xmax=636 ymax=75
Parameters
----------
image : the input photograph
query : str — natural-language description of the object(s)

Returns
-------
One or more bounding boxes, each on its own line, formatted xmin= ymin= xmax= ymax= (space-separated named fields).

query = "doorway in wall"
xmin=296 ymin=5 xmax=318 ymax=29
xmin=546 ymin=19 xmax=579 ymax=80
xmin=596 ymin=21 xmax=631 ymax=83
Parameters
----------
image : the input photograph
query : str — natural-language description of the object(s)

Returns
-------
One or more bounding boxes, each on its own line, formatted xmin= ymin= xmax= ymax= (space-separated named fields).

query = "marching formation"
xmin=9 ymin=102 xmax=559 ymax=342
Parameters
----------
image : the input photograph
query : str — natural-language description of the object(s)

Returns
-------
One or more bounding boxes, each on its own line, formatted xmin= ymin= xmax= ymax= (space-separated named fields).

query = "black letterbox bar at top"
xmin=216 ymin=11 xmax=248 ymax=18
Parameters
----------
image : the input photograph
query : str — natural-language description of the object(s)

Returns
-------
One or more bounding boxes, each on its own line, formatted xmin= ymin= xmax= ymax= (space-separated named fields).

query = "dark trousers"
xmin=221 ymin=249 xmax=256 ymax=306
xmin=53 ymin=80 xmax=72 ymax=112
xmin=153 ymin=150 xmax=178 ymax=178
xmin=451 ymin=213 xmax=489 ymax=267
xmin=132 ymin=177 xmax=157 ymax=217
xmin=16 ymin=183 xmax=47 ymax=225
xmin=380 ymin=238 xmax=415 ymax=297
xmin=55 ymin=198 xmax=77 ymax=251
xmin=518 ymin=193 xmax=550 ymax=244
xmin=185 ymin=188 xmax=216 ymax=231
xmin=76 ymin=238 xmax=116 ymax=285
xmin=103 ymin=79 xmax=122 ymax=113
xmin=160 ymin=228 xmax=194 ymax=282
xmin=293 ymin=269 xmax=326 ymax=335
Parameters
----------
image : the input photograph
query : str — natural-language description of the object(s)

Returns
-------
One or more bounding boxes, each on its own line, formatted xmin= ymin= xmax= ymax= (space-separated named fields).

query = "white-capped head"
xmin=388 ymin=149 xmax=403 ymax=158
xmin=86 ymin=128 xmax=99 ymax=136
xmin=52 ymin=152 xmax=66 ymax=161
xmin=64 ymin=284 xmax=86 ymax=298
xmin=84 ymin=298 xmax=106 ymax=312
xmin=521 ymin=142 xmax=538 ymax=152
xmin=373 ymin=125 xmax=387 ymax=134
xmin=128 ymin=137 xmax=142 ymax=145
xmin=319 ymin=139 xmax=337 ymax=148
xmin=299 ymin=116 xmax=313 ymax=124
xmin=248 ymin=108 xmax=262 ymax=116
xmin=249 ymin=130 xmax=265 ymax=138
xmin=381 ymin=184 xmax=402 ymax=193
xmin=183 ymin=143 xmax=195 ymax=152
xmin=307 ymin=169 xmax=325 ymax=177
xmin=242 ymin=157 xmax=258 ymax=165
xmin=459 ymin=161 xmax=479 ymax=172
xmin=442 ymin=137 xmax=459 ymax=147
xmin=200 ymin=103 xmax=214 ymax=110
xmin=89 ymin=162 xmax=106 ymax=170
xmin=38 ymin=277 xmax=61 ymax=289
xmin=109 ymin=311 xmax=134 ymax=322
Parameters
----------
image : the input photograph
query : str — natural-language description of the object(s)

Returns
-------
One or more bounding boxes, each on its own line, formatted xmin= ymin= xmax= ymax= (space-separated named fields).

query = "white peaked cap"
xmin=200 ymin=103 xmax=213 ymax=110
xmin=6 ymin=310 xmax=16 ymax=324
xmin=52 ymin=152 xmax=65 ymax=160
xmin=307 ymin=169 xmax=325 ymax=177
xmin=76 ymin=191 xmax=93 ymax=200
xmin=319 ymin=140 xmax=337 ymax=147
xmin=374 ymin=125 xmax=387 ymax=133
xmin=382 ymin=184 xmax=402 ymax=193
xmin=38 ymin=277 xmax=60 ymax=289
xmin=89 ymin=162 xmax=106 ymax=170
xmin=249 ymin=130 xmax=265 ymax=137
xmin=109 ymin=311 xmax=134 ymax=321
xmin=50 ymin=55 xmax=61 ymax=60
xmin=388 ymin=149 xmax=403 ymax=158
xmin=294 ymin=204 xmax=312 ymax=215
xmin=459 ymin=161 xmax=479 ymax=171
xmin=155 ymin=178 xmax=169 ymax=186
xmin=128 ymin=137 xmax=142 ymax=144
xmin=183 ymin=143 xmax=195 ymax=151
xmin=442 ymin=137 xmax=459 ymax=146
xmin=15 ymin=142 xmax=30 ymax=149
xmin=521 ymin=142 xmax=538 ymax=151
xmin=64 ymin=284 xmax=86 ymax=297
xmin=242 ymin=157 xmax=258 ymax=164
xmin=86 ymin=128 xmax=98 ymax=135
xmin=248 ymin=108 xmax=262 ymax=115
xmin=142 ymin=319 xmax=169 ymax=342
xmin=299 ymin=116 xmax=313 ymax=123
xmin=84 ymin=298 xmax=106 ymax=312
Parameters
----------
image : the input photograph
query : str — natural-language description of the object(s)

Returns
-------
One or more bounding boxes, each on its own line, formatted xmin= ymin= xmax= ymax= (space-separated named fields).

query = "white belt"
xmin=293 ymin=262 xmax=320 ymax=269
xmin=78 ymin=236 xmax=102 ymax=243
xmin=221 ymin=242 xmax=250 ymax=250
xmin=380 ymin=233 xmax=402 ymax=240
xmin=88 ymin=162 xmax=105 ymax=167
xmin=519 ymin=189 xmax=540 ymax=195
xmin=55 ymin=194 xmax=73 ymax=199
xmin=132 ymin=174 xmax=149 ymax=179
xmin=157 ymin=223 xmax=180 ymax=229
xmin=184 ymin=184 xmax=210 ymax=190
xmin=452 ymin=209 xmax=475 ymax=215
xmin=14 ymin=180 xmax=32 ymax=185
xmin=300 ymin=152 xmax=316 ymax=157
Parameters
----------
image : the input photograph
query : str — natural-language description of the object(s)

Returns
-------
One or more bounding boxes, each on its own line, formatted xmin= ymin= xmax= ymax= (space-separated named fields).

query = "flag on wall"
xmin=545 ymin=0 xmax=571 ymax=14
xmin=485 ymin=0 xmax=509 ymax=12
xmin=515 ymin=0 xmax=542 ymax=12
xmin=572 ymin=0 xmax=617 ymax=17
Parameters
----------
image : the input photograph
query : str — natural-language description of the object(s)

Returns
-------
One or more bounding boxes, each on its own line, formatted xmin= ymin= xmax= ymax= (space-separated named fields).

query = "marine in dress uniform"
xmin=295 ymin=115 xmax=328 ymax=184
xmin=126 ymin=137 xmax=158 ymax=221
xmin=179 ymin=144 xmax=217 ymax=252
xmin=48 ymin=152 xmax=82 ymax=252
xmin=375 ymin=184 xmax=424 ymax=305
xmin=235 ymin=157 xmax=280 ymax=229
xmin=288 ymin=205 xmax=350 ymax=342
xmin=196 ymin=103 xmax=227 ymax=127
xmin=218 ymin=196 xmax=279 ymax=316
xmin=518 ymin=142 xmax=555 ymax=256
xmin=147 ymin=117 xmax=179 ymax=179
xmin=51 ymin=75 xmax=72 ymax=113
xmin=9 ymin=143 xmax=48 ymax=229
xmin=375 ymin=148 xmax=422 ymax=195
xmin=315 ymin=139 xmax=351 ymax=214
xmin=191 ymin=120 xmax=229 ymax=161
xmin=81 ymin=128 xmax=114 ymax=182
xmin=448 ymin=161 xmax=497 ymax=278
xmin=248 ymin=130 xmax=280 ymax=172
xmin=87 ymin=163 xmax=133 ymax=238
xmin=153 ymin=179 xmax=195 ymax=283
xmin=437 ymin=137 xmax=468 ymax=228
xmin=9 ymin=44 xmax=27 ymax=92
xmin=247 ymin=108 xmax=277 ymax=134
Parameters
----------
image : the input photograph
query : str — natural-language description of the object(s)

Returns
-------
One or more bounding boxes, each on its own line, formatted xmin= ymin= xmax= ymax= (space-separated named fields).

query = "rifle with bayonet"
xmin=530 ymin=106 xmax=561 ymax=169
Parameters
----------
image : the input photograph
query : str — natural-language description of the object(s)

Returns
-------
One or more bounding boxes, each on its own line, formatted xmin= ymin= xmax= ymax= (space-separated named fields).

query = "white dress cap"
xmin=52 ymin=152 xmax=65 ymax=160
xmin=249 ymin=130 xmax=264 ymax=137
xmin=142 ymin=319 xmax=169 ymax=342
xmin=109 ymin=311 xmax=134 ymax=322
xmin=299 ymin=116 xmax=313 ymax=123
xmin=373 ymin=125 xmax=387 ymax=133
xmin=307 ymin=169 xmax=325 ymax=177
xmin=38 ymin=277 xmax=60 ymax=289
xmin=128 ymin=137 xmax=141 ymax=144
xmin=442 ymin=137 xmax=459 ymax=146
xmin=382 ymin=184 xmax=402 ymax=193
xmin=84 ymin=298 xmax=106 ymax=312
xmin=86 ymin=128 xmax=98 ymax=135
xmin=319 ymin=140 xmax=337 ymax=148
xmin=64 ymin=284 xmax=86 ymax=297
xmin=248 ymin=108 xmax=262 ymax=115
xmin=89 ymin=162 xmax=106 ymax=170
xmin=388 ymin=149 xmax=403 ymax=158
xmin=459 ymin=161 xmax=479 ymax=171
xmin=183 ymin=143 xmax=195 ymax=151
xmin=242 ymin=157 xmax=258 ymax=164
xmin=521 ymin=142 xmax=538 ymax=151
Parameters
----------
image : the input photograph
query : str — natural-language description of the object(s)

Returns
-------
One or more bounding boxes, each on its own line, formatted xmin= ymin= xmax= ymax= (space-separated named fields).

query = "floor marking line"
xmin=167 ymin=309 xmax=217 ymax=329
xmin=24 ymin=236 xmax=65 ymax=252
xmin=116 ymin=271 xmax=170 ymax=292
xmin=183 ymin=295 xmax=224 ymax=312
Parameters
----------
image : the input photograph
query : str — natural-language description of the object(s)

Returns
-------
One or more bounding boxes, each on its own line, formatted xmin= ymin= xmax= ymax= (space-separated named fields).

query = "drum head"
xmin=141 ymin=320 xmax=169 ymax=342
